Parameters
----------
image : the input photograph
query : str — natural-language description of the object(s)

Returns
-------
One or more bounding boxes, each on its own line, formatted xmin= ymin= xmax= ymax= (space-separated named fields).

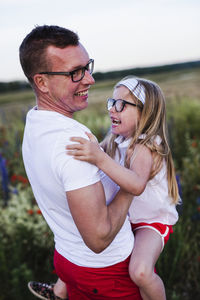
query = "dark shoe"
xmin=28 ymin=281 xmax=68 ymax=300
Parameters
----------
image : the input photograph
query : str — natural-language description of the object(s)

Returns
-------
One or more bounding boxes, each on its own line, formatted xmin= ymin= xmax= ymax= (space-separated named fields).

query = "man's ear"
xmin=33 ymin=74 xmax=49 ymax=93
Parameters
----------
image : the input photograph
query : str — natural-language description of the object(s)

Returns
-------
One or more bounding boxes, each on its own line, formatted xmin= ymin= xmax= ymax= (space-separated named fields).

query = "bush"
xmin=167 ymin=98 xmax=200 ymax=169
xmin=157 ymin=136 xmax=200 ymax=299
xmin=0 ymin=184 xmax=55 ymax=300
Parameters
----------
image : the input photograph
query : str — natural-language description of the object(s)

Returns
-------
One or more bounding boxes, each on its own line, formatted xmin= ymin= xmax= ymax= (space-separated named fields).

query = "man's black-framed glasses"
xmin=39 ymin=59 xmax=94 ymax=82
xmin=107 ymin=98 xmax=137 ymax=112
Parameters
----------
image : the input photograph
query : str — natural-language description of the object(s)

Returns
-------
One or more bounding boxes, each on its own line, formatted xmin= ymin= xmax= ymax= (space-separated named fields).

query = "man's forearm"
xmin=67 ymin=184 xmax=133 ymax=253
xmin=96 ymin=189 xmax=133 ymax=249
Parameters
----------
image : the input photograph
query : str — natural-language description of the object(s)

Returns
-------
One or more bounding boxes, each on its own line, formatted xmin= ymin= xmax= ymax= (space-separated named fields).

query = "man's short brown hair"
xmin=19 ymin=25 xmax=79 ymax=84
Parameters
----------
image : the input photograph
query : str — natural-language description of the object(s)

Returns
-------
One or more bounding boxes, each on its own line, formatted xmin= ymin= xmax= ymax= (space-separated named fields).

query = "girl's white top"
xmin=115 ymin=136 xmax=179 ymax=225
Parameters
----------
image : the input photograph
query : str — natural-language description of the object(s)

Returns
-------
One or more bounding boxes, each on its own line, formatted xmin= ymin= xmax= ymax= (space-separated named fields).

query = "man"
xmin=20 ymin=25 xmax=141 ymax=299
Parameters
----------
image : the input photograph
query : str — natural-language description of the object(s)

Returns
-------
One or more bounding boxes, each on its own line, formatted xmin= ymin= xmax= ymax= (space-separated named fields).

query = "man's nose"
xmin=83 ymin=70 xmax=95 ymax=85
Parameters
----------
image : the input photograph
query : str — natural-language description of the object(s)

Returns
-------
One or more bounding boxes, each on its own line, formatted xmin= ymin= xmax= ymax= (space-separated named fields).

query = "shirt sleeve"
xmin=52 ymin=127 xmax=100 ymax=192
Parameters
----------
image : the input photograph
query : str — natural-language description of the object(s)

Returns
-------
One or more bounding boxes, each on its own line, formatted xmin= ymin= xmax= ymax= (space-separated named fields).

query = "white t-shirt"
xmin=115 ymin=136 xmax=179 ymax=225
xmin=22 ymin=108 xmax=134 ymax=267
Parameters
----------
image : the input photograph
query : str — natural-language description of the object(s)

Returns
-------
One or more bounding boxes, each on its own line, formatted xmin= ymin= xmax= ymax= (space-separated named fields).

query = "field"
xmin=0 ymin=67 xmax=200 ymax=300
xmin=1 ymin=66 xmax=200 ymax=114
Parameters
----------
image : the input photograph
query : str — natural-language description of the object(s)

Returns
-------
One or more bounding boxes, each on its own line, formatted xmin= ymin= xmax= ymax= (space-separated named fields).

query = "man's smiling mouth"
xmin=75 ymin=90 xmax=88 ymax=96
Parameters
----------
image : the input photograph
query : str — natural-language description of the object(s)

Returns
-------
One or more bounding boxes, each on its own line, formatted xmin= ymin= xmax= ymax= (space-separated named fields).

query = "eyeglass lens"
xmin=72 ymin=60 xmax=94 ymax=82
xmin=107 ymin=99 xmax=125 ymax=112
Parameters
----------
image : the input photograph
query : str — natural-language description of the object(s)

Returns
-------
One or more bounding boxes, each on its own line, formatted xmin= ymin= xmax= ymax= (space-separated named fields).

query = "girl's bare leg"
xmin=53 ymin=278 xmax=68 ymax=299
xmin=129 ymin=228 xmax=166 ymax=300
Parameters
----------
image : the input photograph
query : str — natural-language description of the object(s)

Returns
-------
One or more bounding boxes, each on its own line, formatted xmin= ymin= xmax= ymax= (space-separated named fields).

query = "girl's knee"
xmin=129 ymin=261 xmax=153 ymax=287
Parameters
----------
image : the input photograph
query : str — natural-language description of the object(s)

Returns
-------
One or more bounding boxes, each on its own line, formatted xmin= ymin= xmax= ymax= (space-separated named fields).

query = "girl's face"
xmin=109 ymin=86 xmax=141 ymax=139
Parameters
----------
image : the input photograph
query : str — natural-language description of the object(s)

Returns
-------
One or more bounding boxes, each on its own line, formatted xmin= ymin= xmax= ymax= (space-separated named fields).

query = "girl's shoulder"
xmin=129 ymin=143 xmax=153 ymax=166
xmin=138 ymin=134 xmax=162 ymax=145
xmin=134 ymin=143 xmax=152 ymax=157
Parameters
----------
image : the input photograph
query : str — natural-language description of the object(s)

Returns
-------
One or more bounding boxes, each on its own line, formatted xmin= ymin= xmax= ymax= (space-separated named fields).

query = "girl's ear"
xmin=33 ymin=74 xmax=49 ymax=93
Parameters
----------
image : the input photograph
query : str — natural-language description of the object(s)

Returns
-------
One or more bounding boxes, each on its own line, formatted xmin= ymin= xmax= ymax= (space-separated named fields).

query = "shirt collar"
xmin=114 ymin=134 xmax=162 ymax=149
xmin=114 ymin=136 xmax=132 ymax=148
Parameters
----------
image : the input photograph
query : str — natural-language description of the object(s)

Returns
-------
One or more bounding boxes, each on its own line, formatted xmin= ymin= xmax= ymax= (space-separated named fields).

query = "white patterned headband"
xmin=116 ymin=78 xmax=146 ymax=105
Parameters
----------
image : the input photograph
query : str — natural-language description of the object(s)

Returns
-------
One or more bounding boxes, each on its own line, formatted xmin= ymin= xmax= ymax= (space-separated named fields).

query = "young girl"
xmin=28 ymin=76 xmax=180 ymax=300
xmin=66 ymin=76 xmax=180 ymax=300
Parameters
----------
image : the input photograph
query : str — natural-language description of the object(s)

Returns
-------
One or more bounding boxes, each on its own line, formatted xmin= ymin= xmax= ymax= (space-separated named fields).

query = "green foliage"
xmin=0 ymin=80 xmax=31 ymax=94
xmin=157 ymin=217 xmax=200 ymax=300
xmin=75 ymin=104 xmax=110 ymax=141
xmin=0 ymin=117 xmax=56 ymax=299
xmin=167 ymin=98 xmax=200 ymax=169
xmin=157 ymin=135 xmax=200 ymax=300
xmin=0 ymin=185 xmax=55 ymax=300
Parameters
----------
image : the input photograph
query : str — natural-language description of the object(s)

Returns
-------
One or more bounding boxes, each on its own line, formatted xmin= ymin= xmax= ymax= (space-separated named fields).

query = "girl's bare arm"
xmin=66 ymin=134 xmax=152 ymax=196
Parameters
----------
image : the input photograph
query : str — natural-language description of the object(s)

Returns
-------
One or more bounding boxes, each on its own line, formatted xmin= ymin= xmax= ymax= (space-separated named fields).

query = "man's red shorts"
xmin=54 ymin=249 xmax=142 ymax=299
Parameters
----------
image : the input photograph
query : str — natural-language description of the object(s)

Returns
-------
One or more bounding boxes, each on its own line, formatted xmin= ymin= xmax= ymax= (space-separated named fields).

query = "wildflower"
xmin=11 ymin=174 xmax=17 ymax=182
xmin=27 ymin=209 xmax=34 ymax=215
xmin=0 ymin=153 xmax=9 ymax=203
xmin=17 ymin=175 xmax=29 ymax=184
xmin=36 ymin=209 xmax=42 ymax=215
xmin=12 ymin=188 xmax=19 ymax=195
xmin=191 ymin=141 xmax=197 ymax=148
xmin=10 ymin=174 xmax=29 ymax=184
xmin=176 ymin=174 xmax=182 ymax=198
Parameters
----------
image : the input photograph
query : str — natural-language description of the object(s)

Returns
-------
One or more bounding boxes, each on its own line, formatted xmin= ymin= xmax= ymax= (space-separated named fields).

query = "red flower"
xmin=27 ymin=209 xmax=34 ymax=215
xmin=36 ymin=209 xmax=42 ymax=215
xmin=191 ymin=141 xmax=197 ymax=148
xmin=11 ymin=174 xmax=17 ymax=182
xmin=10 ymin=174 xmax=29 ymax=184
xmin=17 ymin=175 xmax=29 ymax=184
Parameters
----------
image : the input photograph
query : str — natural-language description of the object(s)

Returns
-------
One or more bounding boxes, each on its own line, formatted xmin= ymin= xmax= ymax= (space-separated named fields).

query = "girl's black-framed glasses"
xmin=107 ymin=98 xmax=137 ymax=112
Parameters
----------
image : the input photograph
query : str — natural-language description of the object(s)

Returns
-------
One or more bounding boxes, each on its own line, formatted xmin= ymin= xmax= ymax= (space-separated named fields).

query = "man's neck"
xmin=37 ymin=95 xmax=74 ymax=118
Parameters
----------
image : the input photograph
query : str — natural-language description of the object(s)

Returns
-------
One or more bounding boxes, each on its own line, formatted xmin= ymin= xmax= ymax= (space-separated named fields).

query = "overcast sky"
xmin=0 ymin=0 xmax=200 ymax=82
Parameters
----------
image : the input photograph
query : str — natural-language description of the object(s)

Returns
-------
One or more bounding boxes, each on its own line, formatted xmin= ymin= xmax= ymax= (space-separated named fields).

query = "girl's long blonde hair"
xmin=101 ymin=76 xmax=179 ymax=204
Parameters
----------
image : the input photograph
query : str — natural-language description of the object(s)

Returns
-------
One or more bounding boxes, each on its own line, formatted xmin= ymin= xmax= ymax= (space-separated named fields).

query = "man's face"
xmin=43 ymin=43 xmax=95 ymax=117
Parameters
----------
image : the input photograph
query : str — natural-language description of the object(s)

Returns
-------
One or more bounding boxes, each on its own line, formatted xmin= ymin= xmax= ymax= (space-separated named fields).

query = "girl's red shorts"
xmin=54 ymin=249 xmax=142 ymax=300
xmin=131 ymin=222 xmax=173 ymax=247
